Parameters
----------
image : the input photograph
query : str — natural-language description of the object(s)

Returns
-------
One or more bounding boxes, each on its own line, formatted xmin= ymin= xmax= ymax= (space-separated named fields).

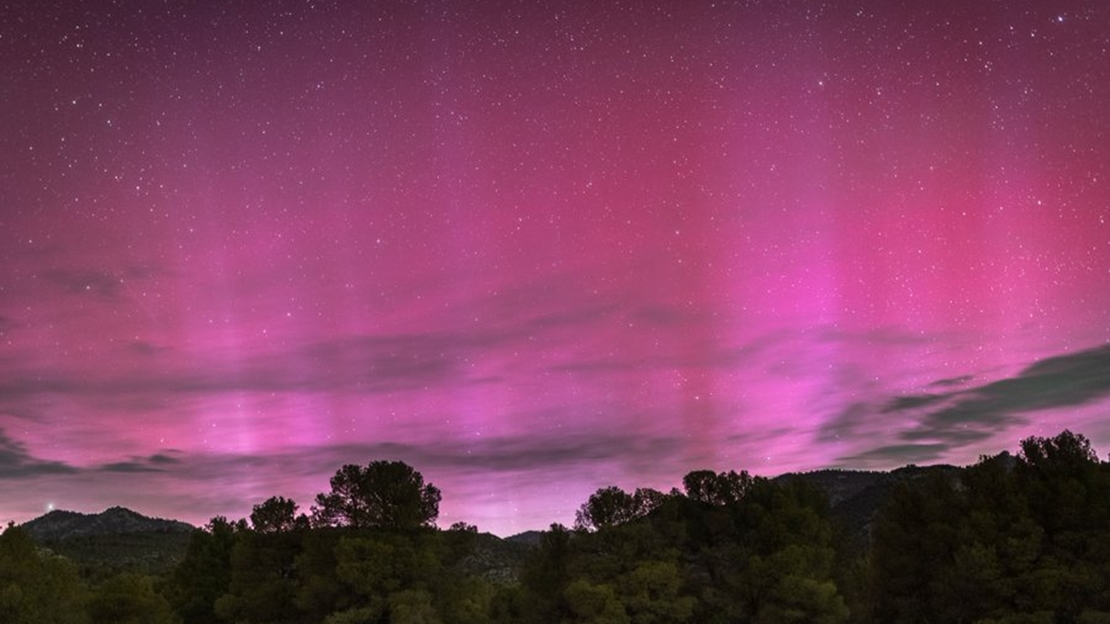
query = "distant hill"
xmin=775 ymin=463 xmax=965 ymax=543
xmin=9 ymin=459 xmax=1001 ymax=580
xmin=21 ymin=506 xmax=194 ymax=541
xmin=503 ymin=530 xmax=544 ymax=547
xmin=456 ymin=532 xmax=536 ymax=583
xmin=19 ymin=507 xmax=195 ymax=579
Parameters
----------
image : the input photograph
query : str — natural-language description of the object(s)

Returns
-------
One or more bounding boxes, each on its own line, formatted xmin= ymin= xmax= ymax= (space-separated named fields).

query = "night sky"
xmin=2 ymin=0 xmax=1110 ymax=536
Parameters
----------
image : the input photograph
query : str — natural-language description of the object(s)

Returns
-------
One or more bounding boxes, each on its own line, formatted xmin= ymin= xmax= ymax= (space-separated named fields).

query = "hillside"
xmin=11 ymin=461 xmax=985 ymax=580
xmin=775 ymin=462 xmax=964 ymax=542
xmin=20 ymin=506 xmax=195 ymax=578
xmin=21 ymin=506 xmax=194 ymax=541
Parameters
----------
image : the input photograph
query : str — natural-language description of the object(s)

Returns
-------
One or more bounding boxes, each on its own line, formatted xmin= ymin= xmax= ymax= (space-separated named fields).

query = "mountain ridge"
xmin=7 ymin=460 xmax=1003 ymax=581
xmin=20 ymin=505 xmax=195 ymax=542
xmin=15 ymin=461 xmax=980 ymax=545
xmin=774 ymin=461 xmax=970 ymax=542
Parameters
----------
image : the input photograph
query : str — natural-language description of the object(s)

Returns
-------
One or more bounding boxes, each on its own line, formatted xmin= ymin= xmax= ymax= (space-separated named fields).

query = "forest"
xmin=3 ymin=430 xmax=1110 ymax=623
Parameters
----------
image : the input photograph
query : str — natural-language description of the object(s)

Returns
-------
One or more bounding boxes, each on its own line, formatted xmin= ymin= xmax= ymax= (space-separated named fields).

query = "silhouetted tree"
xmin=167 ymin=516 xmax=241 ymax=624
xmin=683 ymin=469 xmax=753 ymax=506
xmin=870 ymin=472 xmax=962 ymax=623
xmin=215 ymin=528 xmax=301 ymax=623
xmin=574 ymin=487 xmax=670 ymax=532
xmin=88 ymin=573 xmax=177 ymax=624
xmin=313 ymin=460 xmax=441 ymax=530
xmin=616 ymin=559 xmax=695 ymax=622
xmin=564 ymin=579 xmax=628 ymax=623
xmin=250 ymin=496 xmax=301 ymax=534
xmin=0 ymin=524 xmax=89 ymax=624
xmin=520 ymin=524 xmax=574 ymax=622
xmin=574 ymin=486 xmax=638 ymax=531
xmin=1019 ymin=430 xmax=1098 ymax=473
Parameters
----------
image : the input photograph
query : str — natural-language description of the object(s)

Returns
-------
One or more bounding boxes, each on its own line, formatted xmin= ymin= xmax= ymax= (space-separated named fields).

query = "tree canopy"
xmin=312 ymin=460 xmax=441 ymax=530
xmin=682 ymin=469 xmax=753 ymax=506
xmin=573 ymin=486 xmax=667 ymax=532
xmin=250 ymin=496 xmax=303 ymax=534
xmin=8 ymin=431 xmax=1110 ymax=624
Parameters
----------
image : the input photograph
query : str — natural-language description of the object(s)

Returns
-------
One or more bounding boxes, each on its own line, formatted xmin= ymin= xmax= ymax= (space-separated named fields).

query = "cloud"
xmin=4 ymin=290 xmax=938 ymax=417
xmin=128 ymin=340 xmax=170 ymax=356
xmin=0 ymin=285 xmax=629 ymax=401
xmin=517 ymin=302 xmax=620 ymax=335
xmin=882 ymin=393 xmax=950 ymax=412
xmin=0 ymin=429 xmax=76 ymax=478
xmin=838 ymin=443 xmax=950 ymax=466
xmin=0 ymin=333 xmax=473 ymax=400
xmin=41 ymin=269 xmax=123 ymax=298
xmin=928 ymin=375 xmax=973 ymax=388
xmin=898 ymin=427 xmax=995 ymax=445
xmin=815 ymin=325 xmax=941 ymax=347
xmin=817 ymin=402 xmax=874 ymax=443
xmin=846 ymin=343 xmax=1110 ymax=466
xmin=549 ymin=327 xmax=788 ymax=377
xmin=100 ymin=461 xmax=165 ymax=473
xmin=148 ymin=453 xmax=182 ymax=465
xmin=630 ymin=304 xmax=718 ymax=328
xmin=303 ymin=430 xmax=683 ymax=477
xmin=131 ymin=428 xmax=684 ymax=491
xmin=910 ymin=343 xmax=1110 ymax=429
xmin=99 ymin=452 xmax=183 ymax=473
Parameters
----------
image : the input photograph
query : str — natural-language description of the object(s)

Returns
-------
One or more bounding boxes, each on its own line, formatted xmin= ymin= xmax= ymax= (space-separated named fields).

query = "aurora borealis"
xmin=2 ymin=0 xmax=1109 ymax=535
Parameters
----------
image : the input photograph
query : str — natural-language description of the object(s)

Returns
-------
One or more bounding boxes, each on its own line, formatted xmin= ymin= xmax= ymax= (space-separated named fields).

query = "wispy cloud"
xmin=99 ymin=453 xmax=183 ymax=473
xmin=905 ymin=344 xmax=1110 ymax=429
xmin=928 ymin=375 xmax=973 ymax=388
xmin=163 ymin=428 xmax=685 ymax=483
xmin=838 ymin=443 xmax=951 ymax=465
xmin=0 ymin=429 xmax=76 ymax=478
xmin=844 ymin=343 xmax=1110 ymax=466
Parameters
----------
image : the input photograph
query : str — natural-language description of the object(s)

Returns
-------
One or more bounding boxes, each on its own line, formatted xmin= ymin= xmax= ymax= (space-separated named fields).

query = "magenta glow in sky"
xmin=2 ymin=0 xmax=1110 ymax=535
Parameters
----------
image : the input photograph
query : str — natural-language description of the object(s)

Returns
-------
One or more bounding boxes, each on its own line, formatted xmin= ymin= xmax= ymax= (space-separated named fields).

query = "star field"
xmin=1 ymin=0 xmax=1109 ymax=535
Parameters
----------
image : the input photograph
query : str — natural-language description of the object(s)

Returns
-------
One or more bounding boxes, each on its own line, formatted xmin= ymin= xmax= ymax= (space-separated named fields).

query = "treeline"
xmin=867 ymin=430 xmax=1110 ymax=624
xmin=3 ymin=431 xmax=1110 ymax=623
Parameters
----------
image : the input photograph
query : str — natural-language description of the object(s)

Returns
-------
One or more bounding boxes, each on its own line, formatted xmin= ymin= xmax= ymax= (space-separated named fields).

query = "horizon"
xmin=4 ymin=426 xmax=1101 ymax=535
xmin=1 ymin=432 xmax=1072 ymax=538
xmin=0 ymin=448 xmax=997 ymax=536
xmin=3 ymin=0 xmax=1110 ymax=538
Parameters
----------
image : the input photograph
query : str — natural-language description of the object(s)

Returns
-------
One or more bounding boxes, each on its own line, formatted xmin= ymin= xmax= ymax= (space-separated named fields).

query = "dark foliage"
xmin=17 ymin=506 xmax=194 ymax=581
xmin=312 ymin=460 xmax=442 ymax=530
xmin=7 ymin=435 xmax=1110 ymax=623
